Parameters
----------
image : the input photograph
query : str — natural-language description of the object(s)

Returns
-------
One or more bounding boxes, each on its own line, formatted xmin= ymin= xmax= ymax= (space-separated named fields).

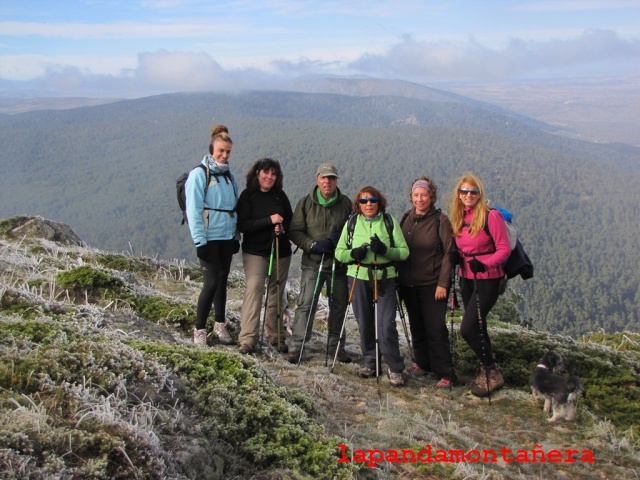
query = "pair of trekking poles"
xmin=298 ymin=252 xmax=337 ymax=366
xmin=259 ymin=230 xmax=284 ymax=352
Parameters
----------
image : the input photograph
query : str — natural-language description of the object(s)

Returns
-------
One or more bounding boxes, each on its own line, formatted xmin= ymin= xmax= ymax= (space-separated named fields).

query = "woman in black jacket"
xmin=398 ymin=176 xmax=457 ymax=388
xmin=236 ymin=158 xmax=293 ymax=354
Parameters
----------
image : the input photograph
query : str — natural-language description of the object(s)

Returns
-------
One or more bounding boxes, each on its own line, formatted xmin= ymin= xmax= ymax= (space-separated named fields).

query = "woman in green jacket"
xmin=335 ymin=186 xmax=409 ymax=386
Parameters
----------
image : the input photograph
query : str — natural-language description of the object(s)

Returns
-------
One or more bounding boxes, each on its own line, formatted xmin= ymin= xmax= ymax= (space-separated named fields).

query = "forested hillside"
xmin=1 ymin=88 xmax=639 ymax=336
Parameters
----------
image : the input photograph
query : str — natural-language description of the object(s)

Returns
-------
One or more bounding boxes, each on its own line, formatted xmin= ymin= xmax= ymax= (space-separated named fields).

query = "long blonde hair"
xmin=450 ymin=173 xmax=490 ymax=237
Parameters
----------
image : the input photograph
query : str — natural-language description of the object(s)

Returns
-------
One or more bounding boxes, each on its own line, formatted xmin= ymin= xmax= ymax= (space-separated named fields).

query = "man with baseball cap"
xmin=287 ymin=163 xmax=353 ymax=363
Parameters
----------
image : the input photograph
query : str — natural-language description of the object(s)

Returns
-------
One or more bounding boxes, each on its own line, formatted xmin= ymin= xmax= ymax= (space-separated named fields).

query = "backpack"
xmin=176 ymin=164 xmax=207 ymax=225
xmin=176 ymin=164 xmax=235 ymax=225
xmin=484 ymin=207 xmax=534 ymax=280
xmin=399 ymin=208 xmax=443 ymax=254
xmin=346 ymin=212 xmax=395 ymax=249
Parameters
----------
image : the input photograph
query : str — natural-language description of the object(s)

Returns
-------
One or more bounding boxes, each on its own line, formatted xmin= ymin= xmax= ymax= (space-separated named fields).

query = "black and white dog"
xmin=529 ymin=351 xmax=585 ymax=422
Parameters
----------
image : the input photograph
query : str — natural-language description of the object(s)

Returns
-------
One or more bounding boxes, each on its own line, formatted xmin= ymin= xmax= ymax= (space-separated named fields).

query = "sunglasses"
xmin=359 ymin=197 xmax=379 ymax=204
xmin=459 ymin=188 xmax=480 ymax=196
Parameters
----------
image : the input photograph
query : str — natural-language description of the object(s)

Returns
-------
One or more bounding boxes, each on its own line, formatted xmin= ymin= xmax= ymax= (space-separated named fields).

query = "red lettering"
xmin=434 ymin=449 xmax=448 ymax=462
xmin=401 ymin=449 xmax=416 ymax=463
xmin=448 ymin=450 xmax=466 ymax=462
xmin=547 ymin=450 xmax=562 ymax=462
xmin=337 ymin=444 xmax=350 ymax=463
xmin=501 ymin=446 xmax=514 ymax=463
xmin=368 ymin=449 xmax=384 ymax=468
xmin=466 ymin=450 xmax=480 ymax=463
xmin=580 ymin=450 xmax=595 ymax=463
xmin=563 ymin=449 xmax=578 ymax=462
xmin=531 ymin=444 xmax=545 ymax=463
xmin=483 ymin=450 xmax=497 ymax=463
xmin=353 ymin=449 xmax=366 ymax=463
xmin=418 ymin=445 xmax=432 ymax=463
xmin=386 ymin=449 xmax=400 ymax=463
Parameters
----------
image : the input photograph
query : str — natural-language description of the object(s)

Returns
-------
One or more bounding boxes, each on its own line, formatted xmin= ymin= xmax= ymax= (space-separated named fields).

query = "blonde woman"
xmin=450 ymin=173 xmax=510 ymax=397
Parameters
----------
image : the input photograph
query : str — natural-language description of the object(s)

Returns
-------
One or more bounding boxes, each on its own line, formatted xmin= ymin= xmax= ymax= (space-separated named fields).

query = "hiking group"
xmin=183 ymin=123 xmax=523 ymax=397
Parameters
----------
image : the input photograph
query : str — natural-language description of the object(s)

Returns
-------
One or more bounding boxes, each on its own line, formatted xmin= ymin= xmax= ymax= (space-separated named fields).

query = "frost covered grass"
xmin=1 ymin=216 xmax=639 ymax=479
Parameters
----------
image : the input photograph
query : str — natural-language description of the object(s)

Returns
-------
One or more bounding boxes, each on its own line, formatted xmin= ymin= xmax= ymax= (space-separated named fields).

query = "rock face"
xmin=10 ymin=216 xmax=85 ymax=246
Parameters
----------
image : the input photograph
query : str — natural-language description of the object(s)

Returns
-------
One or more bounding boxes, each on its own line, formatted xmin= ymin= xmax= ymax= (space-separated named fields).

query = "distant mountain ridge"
xmin=1 ymin=82 xmax=639 ymax=335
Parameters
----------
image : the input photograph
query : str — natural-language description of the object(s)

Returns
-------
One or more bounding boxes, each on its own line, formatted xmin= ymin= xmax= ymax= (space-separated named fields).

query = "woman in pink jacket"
xmin=450 ymin=173 xmax=510 ymax=397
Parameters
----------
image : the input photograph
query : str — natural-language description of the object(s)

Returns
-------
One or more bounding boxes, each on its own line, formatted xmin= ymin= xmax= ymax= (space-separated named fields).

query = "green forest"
xmin=1 ymin=89 xmax=639 ymax=336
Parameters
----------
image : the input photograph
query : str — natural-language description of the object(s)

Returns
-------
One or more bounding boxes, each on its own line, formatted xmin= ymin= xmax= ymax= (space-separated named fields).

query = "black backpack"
xmin=482 ymin=208 xmax=534 ymax=280
xmin=176 ymin=165 xmax=208 ymax=225
xmin=176 ymin=164 xmax=235 ymax=225
xmin=345 ymin=212 xmax=396 ymax=249
xmin=399 ymin=208 xmax=443 ymax=254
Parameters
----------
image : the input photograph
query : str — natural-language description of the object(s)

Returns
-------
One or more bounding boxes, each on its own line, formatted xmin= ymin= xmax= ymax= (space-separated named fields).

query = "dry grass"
xmin=1 ymin=217 xmax=639 ymax=479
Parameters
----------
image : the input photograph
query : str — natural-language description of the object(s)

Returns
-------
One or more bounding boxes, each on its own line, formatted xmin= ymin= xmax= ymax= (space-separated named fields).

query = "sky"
xmin=1 ymin=0 xmax=639 ymax=98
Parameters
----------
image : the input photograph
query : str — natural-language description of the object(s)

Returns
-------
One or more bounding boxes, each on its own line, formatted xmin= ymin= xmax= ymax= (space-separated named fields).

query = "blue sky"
xmin=1 ymin=0 xmax=639 ymax=97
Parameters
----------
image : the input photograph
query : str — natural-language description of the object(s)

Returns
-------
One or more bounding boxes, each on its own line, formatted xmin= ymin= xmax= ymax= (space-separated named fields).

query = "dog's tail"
xmin=567 ymin=376 xmax=586 ymax=398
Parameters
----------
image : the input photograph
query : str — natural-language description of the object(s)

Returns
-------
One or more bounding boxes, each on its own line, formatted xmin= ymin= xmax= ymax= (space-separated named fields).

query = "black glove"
xmin=311 ymin=238 xmax=334 ymax=254
xmin=369 ymin=234 xmax=387 ymax=255
xmin=449 ymin=250 xmax=461 ymax=266
xmin=196 ymin=244 xmax=208 ymax=261
xmin=329 ymin=229 xmax=341 ymax=247
xmin=469 ymin=258 xmax=487 ymax=273
xmin=350 ymin=245 xmax=368 ymax=262
xmin=233 ymin=240 xmax=241 ymax=254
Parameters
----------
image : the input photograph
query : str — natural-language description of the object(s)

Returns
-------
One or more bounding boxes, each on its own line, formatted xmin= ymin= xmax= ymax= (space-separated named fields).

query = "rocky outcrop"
xmin=9 ymin=215 xmax=85 ymax=246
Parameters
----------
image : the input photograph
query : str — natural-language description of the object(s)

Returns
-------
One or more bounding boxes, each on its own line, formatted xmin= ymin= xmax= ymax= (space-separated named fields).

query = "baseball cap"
xmin=316 ymin=163 xmax=339 ymax=177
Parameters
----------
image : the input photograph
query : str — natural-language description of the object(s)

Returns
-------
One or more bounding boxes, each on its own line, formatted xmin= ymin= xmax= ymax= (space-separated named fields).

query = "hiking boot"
xmin=193 ymin=328 xmax=208 ymax=347
xmin=406 ymin=363 xmax=428 ymax=377
xmin=336 ymin=350 xmax=352 ymax=364
xmin=287 ymin=351 xmax=300 ymax=364
xmin=238 ymin=343 xmax=254 ymax=355
xmin=436 ymin=377 xmax=452 ymax=389
xmin=357 ymin=367 xmax=378 ymax=378
xmin=471 ymin=365 xmax=505 ymax=397
xmin=388 ymin=369 xmax=405 ymax=387
xmin=213 ymin=322 xmax=234 ymax=345
xmin=271 ymin=342 xmax=288 ymax=354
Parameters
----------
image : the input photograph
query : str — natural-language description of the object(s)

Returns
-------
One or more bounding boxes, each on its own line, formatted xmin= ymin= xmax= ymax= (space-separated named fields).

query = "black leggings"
xmin=196 ymin=240 xmax=234 ymax=329
xmin=399 ymin=284 xmax=452 ymax=378
xmin=459 ymin=276 xmax=501 ymax=367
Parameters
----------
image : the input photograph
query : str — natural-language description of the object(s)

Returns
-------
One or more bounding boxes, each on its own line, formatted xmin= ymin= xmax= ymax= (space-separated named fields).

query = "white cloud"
xmin=0 ymin=20 xmax=240 ymax=39
xmin=2 ymin=29 xmax=638 ymax=97
xmin=510 ymin=0 xmax=640 ymax=12
xmin=348 ymin=29 xmax=640 ymax=81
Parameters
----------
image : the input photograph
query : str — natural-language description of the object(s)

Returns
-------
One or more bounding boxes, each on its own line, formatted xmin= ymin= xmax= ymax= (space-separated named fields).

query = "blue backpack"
xmin=484 ymin=207 xmax=533 ymax=280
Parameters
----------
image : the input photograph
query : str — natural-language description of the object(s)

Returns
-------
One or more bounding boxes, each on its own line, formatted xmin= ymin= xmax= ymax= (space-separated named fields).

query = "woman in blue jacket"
xmin=185 ymin=124 xmax=240 ymax=347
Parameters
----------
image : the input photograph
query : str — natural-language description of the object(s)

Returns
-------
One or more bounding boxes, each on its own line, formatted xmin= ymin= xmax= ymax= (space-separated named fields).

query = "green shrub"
xmin=57 ymin=266 xmax=123 ymax=290
xmin=132 ymin=342 xmax=354 ymax=477
xmin=454 ymin=326 xmax=640 ymax=431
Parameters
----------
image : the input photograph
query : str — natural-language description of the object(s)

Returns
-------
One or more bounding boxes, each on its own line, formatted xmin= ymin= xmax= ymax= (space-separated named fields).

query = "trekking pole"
xmin=373 ymin=255 xmax=380 ymax=385
xmin=260 ymin=236 xmax=276 ymax=346
xmin=449 ymin=264 xmax=457 ymax=393
xmin=275 ymin=232 xmax=281 ymax=351
xmin=298 ymin=253 xmax=325 ymax=365
xmin=330 ymin=262 xmax=360 ymax=373
xmin=473 ymin=268 xmax=492 ymax=406
xmin=324 ymin=257 xmax=337 ymax=367
xmin=395 ymin=288 xmax=414 ymax=363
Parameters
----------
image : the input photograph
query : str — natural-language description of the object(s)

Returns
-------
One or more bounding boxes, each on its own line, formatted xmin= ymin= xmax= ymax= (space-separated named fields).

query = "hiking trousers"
xmin=238 ymin=252 xmax=291 ymax=347
xmin=289 ymin=262 xmax=348 ymax=353
xmin=459 ymin=276 xmax=501 ymax=367
xmin=351 ymin=276 xmax=404 ymax=373
xmin=196 ymin=240 xmax=234 ymax=329
xmin=399 ymin=283 xmax=452 ymax=379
